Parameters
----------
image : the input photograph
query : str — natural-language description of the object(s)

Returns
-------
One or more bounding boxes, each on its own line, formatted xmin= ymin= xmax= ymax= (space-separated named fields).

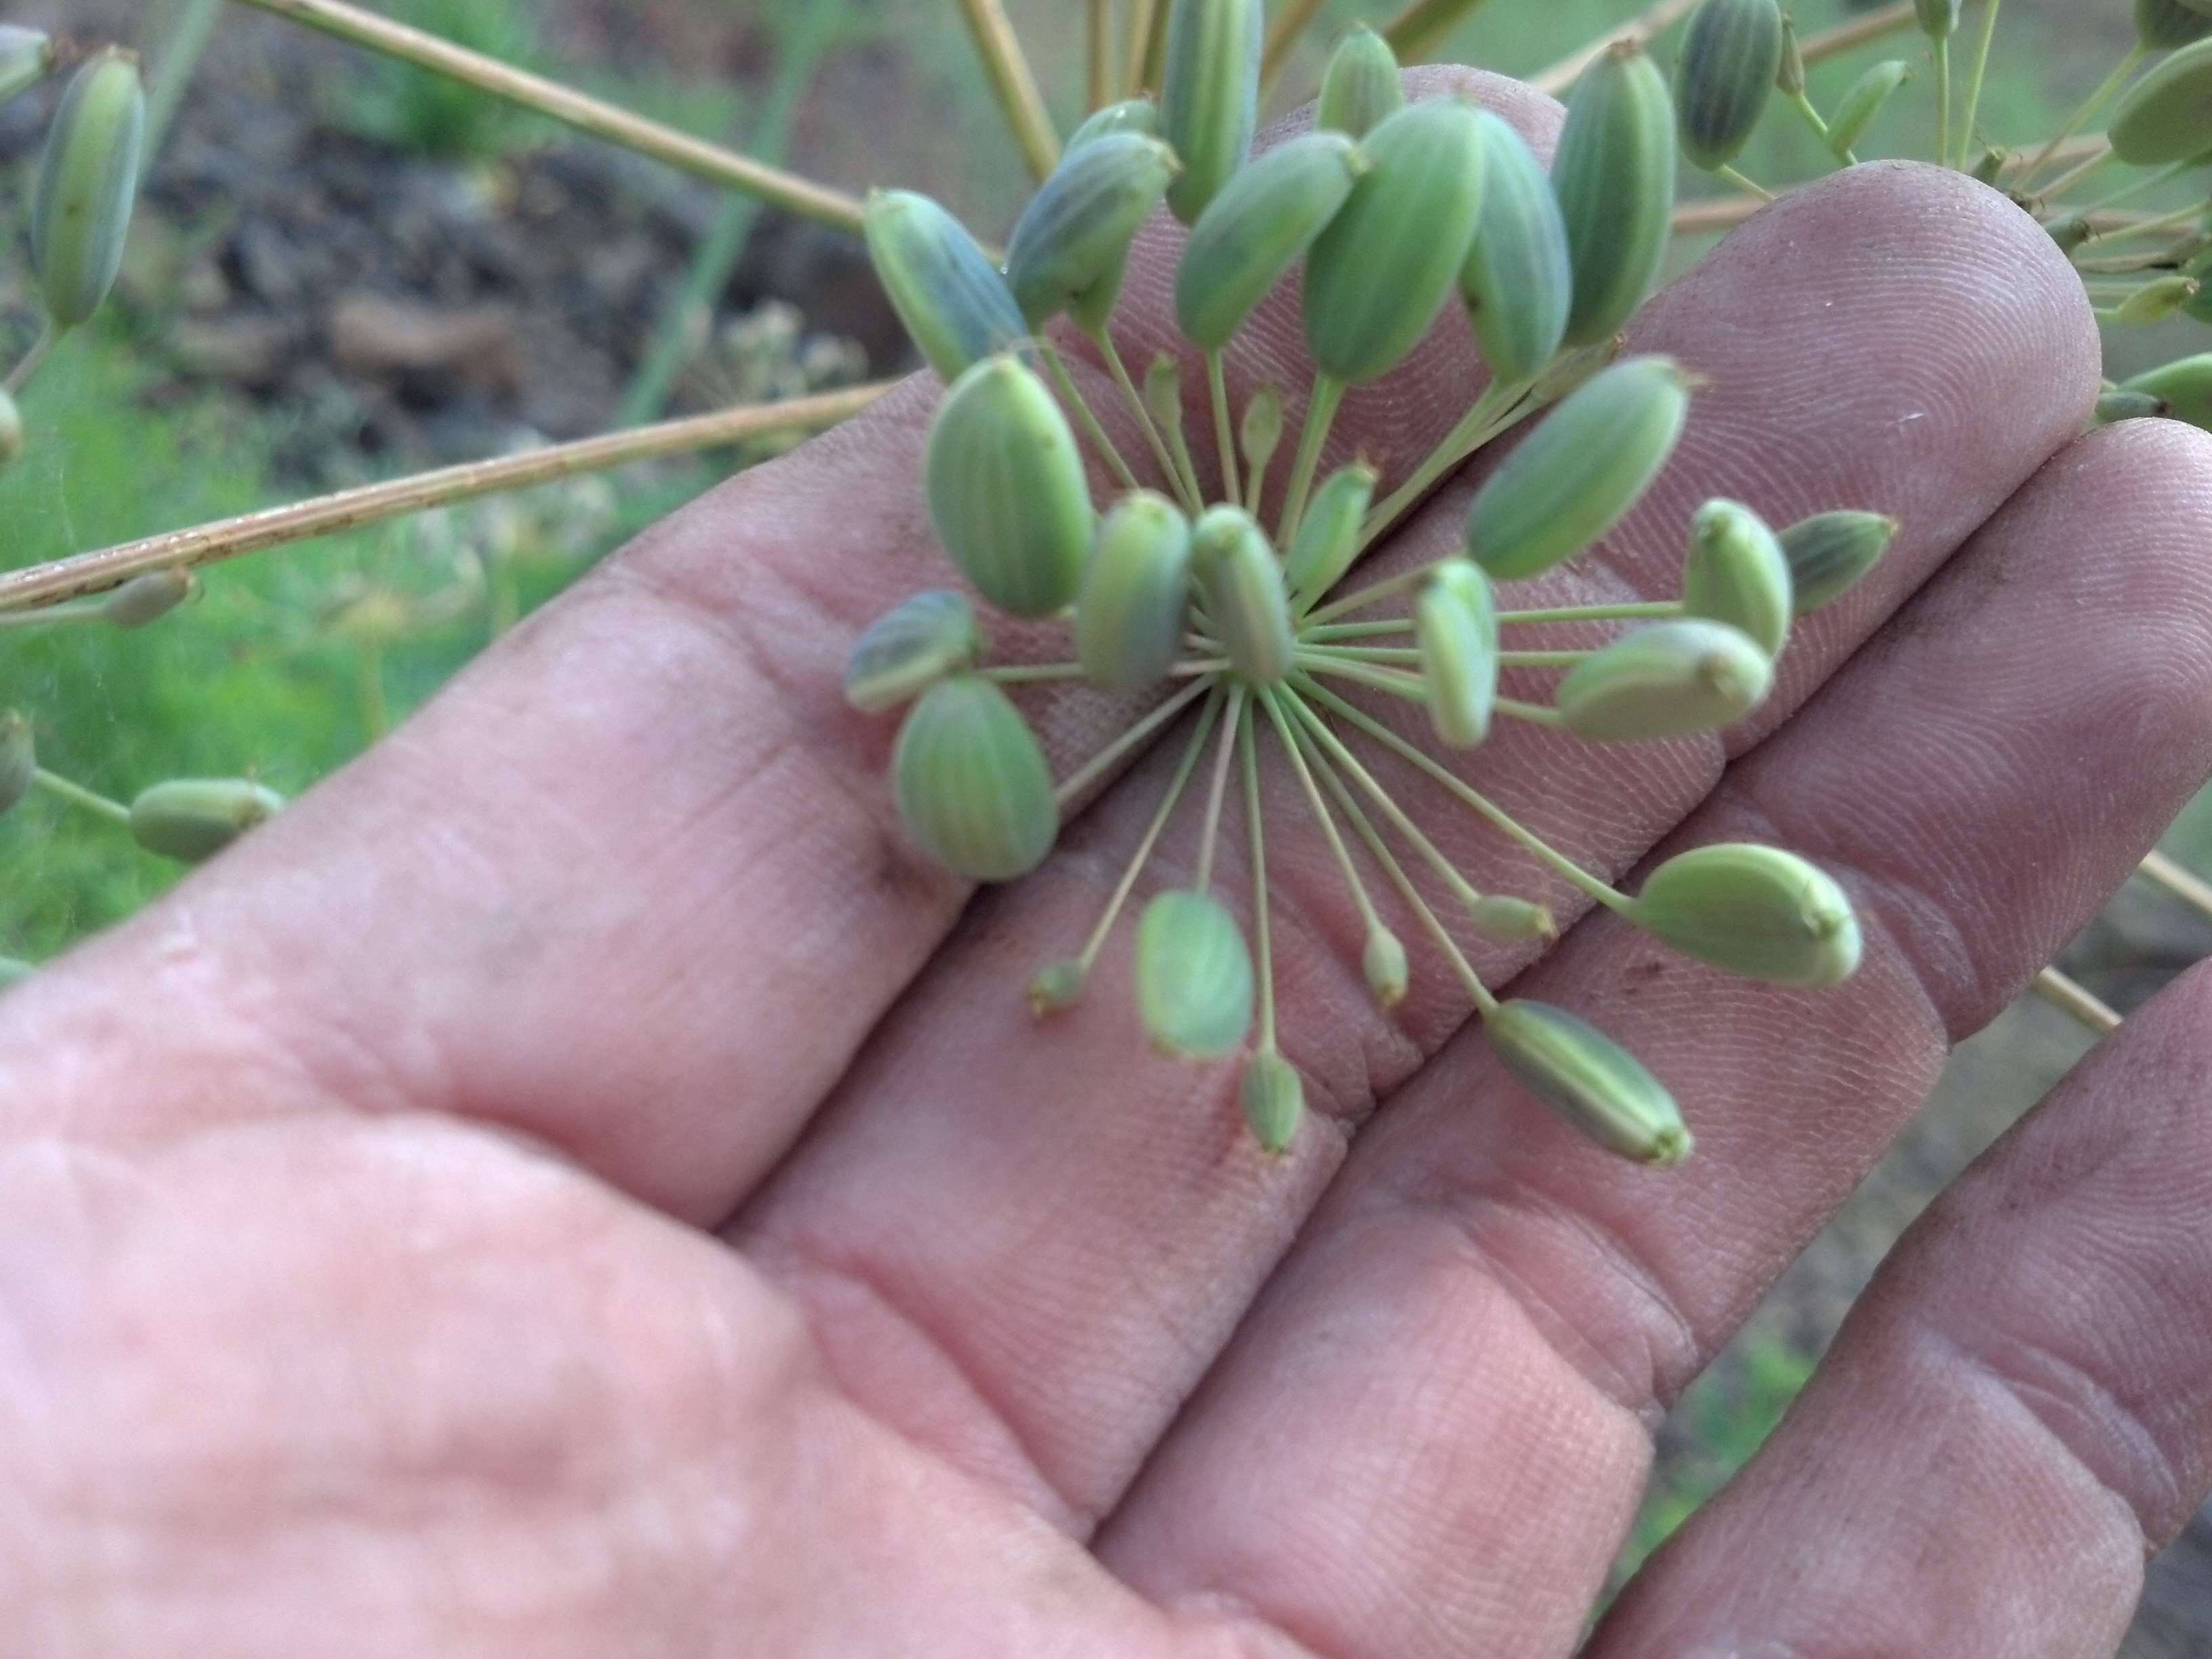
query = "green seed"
xmin=1241 ymin=383 xmax=1285 ymax=478
xmin=1075 ymin=491 xmax=1195 ymax=691
xmin=32 ymin=48 xmax=146 ymax=329
xmin=1677 ymin=0 xmax=1784 ymax=171
xmin=1135 ymin=888 xmax=1255 ymax=1057
xmin=1484 ymin=999 xmax=1691 ymax=1165
xmin=2114 ymin=274 xmax=2201 ymax=325
xmin=1303 ymin=98 xmax=1486 ymax=384
xmin=0 ymin=956 xmax=31 ymax=991
xmin=0 ymin=710 xmax=33 ymax=817
xmin=926 ymin=356 xmax=1095 ymax=617
xmin=1239 ymin=1050 xmax=1305 ymax=1151
xmin=2138 ymin=0 xmax=2212 ymax=51
xmin=1160 ymin=0 xmax=1264 ymax=224
xmin=1776 ymin=11 xmax=1805 ymax=96
xmin=892 ymin=674 xmax=1058 ymax=881
xmin=2095 ymin=387 xmax=2170 ymax=425
xmin=0 ymin=389 xmax=20 ymax=470
xmin=1681 ymin=498 xmax=1792 ymax=655
xmin=1970 ymin=145 xmax=2009 ymax=183
xmin=1316 ymin=26 xmax=1404 ymax=139
xmin=1282 ymin=460 xmax=1378 ymax=605
xmin=1459 ymin=111 xmax=1573 ymax=384
xmin=1826 ymin=60 xmax=1910 ymax=159
xmin=1468 ymin=895 xmax=1556 ymax=943
xmin=2124 ymin=352 xmax=2212 ymax=431
xmin=1416 ymin=558 xmax=1500 ymax=747
xmin=0 ymin=26 xmax=54 ymax=108
xmin=1466 ymin=355 xmax=1693 ymax=582
xmin=1191 ymin=504 xmax=1294 ymax=683
xmin=1914 ymin=0 xmax=1961 ymax=38
xmin=102 ymin=568 xmax=196 ymax=630
xmin=1635 ymin=842 xmax=1860 ymax=987
xmin=1004 ymin=132 xmax=1180 ymax=331
xmin=1553 ymin=38 xmax=1677 ymax=349
xmin=1176 ymin=131 xmax=1366 ymax=352
xmin=844 ymin=588 xmax=985 ymax=713
xmin=1144 ymin=352 xmax=1187 ymax=441
xmin=129 ymin=778 xmax=285 ymax=863
xmin=1555 ymin=617 xmax=1774 ymax=740
xmin=1067 ymin=96 xmax=1160 ymax=150
xmin=1364 ymin=923 xmax=1410 ymax=1008
xmin=1029 ymin=958 xmax=1088 ymax=1016
xmin=1778 ymin=510 xmax=1898 ymax=613
xmin=863 ymin=190 xmax=1029 ymax=385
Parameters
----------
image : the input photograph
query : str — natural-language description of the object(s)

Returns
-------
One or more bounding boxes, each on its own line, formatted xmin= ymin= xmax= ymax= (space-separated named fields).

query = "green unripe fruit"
xmin=1160 ymin=0 xmax=1264 ymax=224
xmin=1239 ymin=1050 xmax=1305 ymax=1151
xmin=1681 ymin=498 xmax=1792 ymax=655
xmin=129 ymin=778 xmax=285 ymax=863
xmin=1553 ymin=38 xmax=1677 ymax=348
xmin=1315 ymin=26 xmax=1404 ymax=138
xmin=1826 ymin=60 xmax=1910 ymax=159
xmin=1281 ymin=461 xmax=1377 ymax=606
xmin=1459 ymin=111 xmax=1573 ymax=386
xmin=32 ymin=48 xmax=146 ymax=329
xmin=1555 ymin=618 xmax=1773 ymax=740
xmin=0 ymin=26 xmax=54 ymax=109
xmin=1677 ymin=0 xmax=1785 ymax=171
xmin=844 ymin=589 xmax=984 ymax=714
xmin=2095 ymin=388 xmax=2169 ymax=426
xmin=1004 ymin=133 xmax=1180 ymax=331
xmin=102 ymin=568 xmax=196 ymax=630
xmin=1134 ymin=888 xmax=1254 ymax=1058
xmin=1075 ymin=491 xmax=1195 ymax=691
xmin=1363 ymin=924 xmax=1410 ymax=1008
xmin=1485 ymin=1000 xmax=1690 ymax=1166
xmin=1175 ymin=131 xmax=1366 ymax=352
xmin=2123 ymin=352 xmax=2212 ymax=432
xmin=1633 ymin=842 xmax=1861 ymax=987
xmin=1191 ymin=505 xmax=1294 ymax=684
xmin=1416 ymin=558 xmax=1500 ymax=747
xmin=925 ymin=356 xmax=1095 ymax=618
xmin=1067 ymin=97 xmax=1160 ymax=150
xmin=891 ymin=674 xmax=1058 ymax=882
xmin=1778 ymin=510 xmax=1898 ymax=613
xmin=1028 ymin=958 xmax=1088 ymax=1016
xmin=863 ymin=190 xmax=1028 ymax=385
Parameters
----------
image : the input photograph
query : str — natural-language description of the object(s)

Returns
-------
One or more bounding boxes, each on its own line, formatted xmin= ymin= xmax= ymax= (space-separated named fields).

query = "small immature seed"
xmin=1029 ymin=958 xmax=1088 ymax=1016
xmin=1160 ymin=0 xmax=1264 ymax=224
xmin=0 ymin=26 xmax=54 ymax=109
xmin=1282 ymin=460 xmax=1378 ymax=605
xmin=1681 ymin=498 xmax=1793 ymax=655
xmin=1191 ymin=504 xmax=1295 ymax=684
xmin=1239 ymin=1050 xmax=1305 ymax=1152
xmin=2123 ymin=352 xmax=2212 ymax=431
xmin=1315 ymin=26 xmax=1405 ymax=139
xmin=1134 ymin=888 xmax=1255 ymax=1058
xmin=891 ymin=674 xmax=1059 ymax=882
xmin=1913 ymin=0 xmax=1961 ymax=38
xmin=2114 ymin=275 xmax=2200 ymax=325
xmin=1776 ymin=11 xmax=1805 ymax=97
xmin=1826 ymin=60 xmax=1911 ymax=159
xmin=0 ymin=710 xmax=33 ymax=816
xmin=1364 ymin=924 xmax=1410 ymax=1008
xmin=1144 ymin=352 xmax=1187 ymax=438
xmin=129 ymin=778 xmax=285 ymax=863
xmin=1970 ymin=146 xmax=2009 ymax=184
xmin=1241 ymin=383 xmax=1284 ymax=478
xmin=2095 ymin=387 xmax=2170 ymax=425
xmin=1778 ymin=510 xmax=1898 ymax=613
xmin=1555 ymin=617 xmax=1774 ymax=740
xmin=1004 ymin=133 xmax=1181 ymax=330
xmin=1067 ymin=96 xmax=1160 ymax=150
xmin=1553 ymin=38 xmax=1677 ymax=349
xmin=1416 ymin=558 xmax=1500 ymax=747
xmin=1175 ymin=131 xmax=1366 ymax=352
xmin=1677 ymin=0 xmax=1785 ymax=171
xmin=863 ymin=190 xmax=1029 ymax=384
xmin=1075 ymin=491 xmax=1195 ymax=691
xmin=1467 ymin=895 xmax=1557 ymax=943
xmin=2045 ymin=216 xmax=2091 ymax=254
xmin=1484 ymin=999 xmax=1691 ymax=1166
xmin=102 ymin=567 xmax=197 ymax=630
xmin=32 ymin=47 xmax=146 ymax=329
xmin=844 ymin=588 xmax=984 ymax=713
xmin=1459 ymin=111 xmax=1574 ymax=385
xmin=1633 ymin=842 xmax=1862 ymax=987
xmin=926 ymin=356 xmax=1095 ymax=617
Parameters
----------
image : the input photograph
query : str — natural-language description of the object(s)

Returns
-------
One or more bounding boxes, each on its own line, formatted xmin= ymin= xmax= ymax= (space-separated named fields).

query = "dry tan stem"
xmin=1532 ymin=0 xmax=1699 ymax=94
xmin=955 ymin=0 xmax=1062 ymax=182
xmin=1088 ymin=0 xmax=1118 ymax=111
xmin=2033 ymin=966 xmax=2122 ymax=1035
xmin=0 ymin=384 xmax=893 ymax=615
xmin=1382 ymin=0 xmax=1502 ymax=66
xmin=1796 ymin=3 xmax=1920 ymax=68
xmin=2140 ymin=850 xmax=2212 ymax=928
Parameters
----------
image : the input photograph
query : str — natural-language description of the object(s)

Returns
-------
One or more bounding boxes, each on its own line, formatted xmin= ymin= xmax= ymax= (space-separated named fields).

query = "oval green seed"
xmin=1485 ymin=999 xmax=1691 ymax=1166
xmin=1459 ymin=111 xmax=1573 ymax=385
xmin=1635 ymin=842 xmax=1861 ymax=986
xmin=1316 ymin=25 xmax=1404 ymax=139
xmin=1914 ymin=0 xmax=1961 ymax=37
xmin=1466 ymin=355 xmax=1693 ymax=582
xmin=1241 ymin=383 xmax=1285 ymax=478
xmin=1282 ymin=460 xmax=1378 ymax=605
xmin=1555 ymin=617 xmax=1774 ymax=740
xmin=891 ymin=674 xmax=1058 ymax=881
xmin=2116 ymin=274 xmax=2201 ymax=325
xmin=1160 ymin=0 xmax=1264 ymax=224
xmin=1826 ymin=60 xmax=1911 ymax=159
xmin=926 ymin=356 xmax=1095 ymax=617
xmin=1191 ymin=504 xmax=1294 ymax=683
xmin=2124 ymin=352 xmax=2212 ymax=431
xmin=0 ymin=388 xmax=20 ymax=471
xmin=2095 ymin=387 xmax=2170 ymax=425
xmin=1135 ymin=888 xmax=1254 ymax=1058
xmin=1067 ymin=96 xmax=1160 ymax=150
xmin=1416 ymin=558 xmax=1500 ymax=747
xmin=1468 ymin=895 xmax=1556 ymax=943
xmin=1004 ymin=132 xmax=1180 ymax=330
xmin=102 ymin=567 xmax=196 ymax=630
xmin=844 ymin=588 xmax=984 ymax=713
xmin=1677 ymin=0 xmax=1784 ymax=171
xmin=129 ymin=778 xmax=285 ymax=863
xmin=1175 ymin=131 xmax=1366 ymax=352
xmin=1076 ymin=491 xmax=1195 ymax=691
xmin=1553 ymin=38 xmax=1677 ymax=348
xmin=1777 ymin=11 xmax=1805 ymax=96
xmin=32 ymin=48 xmax=146 ymax=329
xmin=1029 ymin=958 xmax=1088 ymax=1016
xmin=1364 ymin=924 xmax=1410 ymax=1008
xmin=0 ymin=710 xmax=33 ymax=817
xmin=1778 ymin=510 xmax=1898 ymax=613
xmin=0 ymin=26 xmax=54 ymax=108
xmin=1239 ymin=1050 xmax=1305 ymax=1151
xmin=1681 ymin=498 xmax=1791 ymax=655
xmin=864 ymin=190 xmax=1029 ymax=385
xmin=2139 ymin=0 xmax=2212 ymax=51
xmin=1303 ymin=98 xmax=1486 ymax=384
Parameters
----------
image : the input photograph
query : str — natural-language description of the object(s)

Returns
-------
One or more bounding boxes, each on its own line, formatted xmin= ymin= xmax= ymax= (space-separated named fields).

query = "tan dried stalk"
xmin=954 ymin=0 xmax=1063 ymax=182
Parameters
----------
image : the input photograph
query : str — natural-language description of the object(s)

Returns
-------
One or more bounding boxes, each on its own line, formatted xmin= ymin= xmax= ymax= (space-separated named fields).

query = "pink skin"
xmin=5 ymin=70 xmax=2212 ymax=1657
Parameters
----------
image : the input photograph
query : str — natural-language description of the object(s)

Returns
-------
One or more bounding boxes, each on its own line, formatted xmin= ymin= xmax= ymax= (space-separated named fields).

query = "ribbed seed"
xmin=1459 ymin=111 xmax=1572 ymax=384
xmin=1485 ymin=999 xmax=1691 ymax=1166
xmin=1239 ymin=1050 xmax=1305 ymax=1151
xmin=1633 ymin=843 xmax=1861 ymax=986
xmin=2138 ymin=0 xmax=2212 ymax=52
xmin=1067 ymin=96 xmax=1160 ymax=150
xmin=1778 ymin=510 xmax=1898 ymax=613
xmin=31 ymin=48 xmax=146 ymax=329
xmin=1004 ymin=133 xmax=1180 ymax=329
xmin=1415 ymin=558 xmax=1499 ymax=747
xmin=1282 ymin=461 xmax=1377 ymax=604
xmin=129 ymin=778 xmax=285 ymax=863
xmin=1555 ymin=617 xmax=1773 ymax=739
xmin=1303 ymin=98 xmax=1486 ymax=384
xmin=0 ymin=711 xmax=32 ymax=817
xmin=1681 ymin=498 xmax=1792 ymax=655
xmin=1315 ymin=26 xmax=1404 ymax=138
xmin=1075 ymin=491 xmax=1195 ymax=690
xmin=2095 ymin=387 xmax=2170 ymax=425
xmin=102 ymin=568 xmax=196 ymax=630
xmin=864 ymin=190 xmax=1028 ymax=384
xmin=892 ymin=674 xmax=1058 ymax=881
xmin=926 ymin=356 xmax=1095 ymax=617
xmin=1191 ymin=505 xmax=1294 ymax=683
xmin=1134 ymin=888 xmax=1255 ymax=1057
xmin=1677 ymin=0 xmax=1784 ymax=171
xmin=2117 ymin=275 xmax=2202 ymax=324
xmin=1468 ymin=895 xmax=1555 ymax=943
xmin=1553 ymin=39 xmax=1677 ymax=349
xmin=2124 ymin=352 xmax=2212 ymax=431
xmin=1175 ymin=131 xmax=1366 ymax=352
xmin=1160 ymin=0 xmax=1264 ymax=224
xmin=844 ymin=588 xmax=985 ymax=713
xmin=1466 ymin=356 xmax=1692 ymax=582
xmin=1826 ymin=60 xmax=1910 ymax=159
xmin=0 ymin=26 xmax=54 ymax=108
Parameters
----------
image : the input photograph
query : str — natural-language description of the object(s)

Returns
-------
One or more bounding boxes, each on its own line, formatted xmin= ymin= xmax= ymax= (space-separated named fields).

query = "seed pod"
xmin=1776 ymin=11 xmax=1805 ymax=97
xmin=892 ymin=674 xmax=1058 ymax=881
xmin=0 ymin=389 xmax=20 ymax=470
xmin=1681 ymin=498 xmax=1792 ymax=655
xmin=1556 ymin=618 xmax=1774 ymax=740
xmin=1191 ymin=505 xmax=1294 ymax=683
xmin=1316 ymin=26 xmax=1404 ymax=138
xmin=844 ymin=588 xmax=985 ymax=713
xmin=1029 ymin=958 xmax=1087 ymax=1016
xmin=0 ymin=26 xmax=54 ymax=109
xmin=128 ymin=778 xmax=285 ymax=863
xmin=1160 ymin=0 xmax=1264 ymax=224
xmin=1635 ymin=842 xmax=1860 ymax=986
xmin=926 ymin=356 xmax=1095 ymax=617
xmin=2136 ymin=0 xmax=2212 ymax=51
xmin=1364 ymin=924 xmax=1410 ymax=1008
xmin=1004 ymin=132 xmax=1180 ymax=330
xmin=1484 ymin=999 xmax=1691 ymax=1166
xmin=0 ymin=710 xmax=33 ymax=817
xmin=1239 ymin=1050 xmax=1305 ymax=1151
xmin=1466 ymin=355 xmax=1692 ymax=582
xmin=2114 ymin=274 xmax=2200 ymax=325
xmin=2045 ymin=216 xmax=2092 ymax=255
xmin=1303 ymin=98 xmax=1487 ymax=384
xmin=1144 ymin=352 xmax=1187 ymax=443
xmin=1553 ymin=38 xmax=1677 ymax=349
xmin=1778 ymin=510 xmax=1898 ymax=613
xmin=1075 ymin=491 xmax=1195 ymax=690
xmin=863 ymin=190 xmax=1028 ymax=385
xmin=2123 ymin=352 xmax=2212 ymax=430
xmin=2095 ymin=387 xmax=2170 ymax=425
xmin=1468 ymin=895 xmax=1557 ymax=943
xmin=1826 ymin=60 xmax=1910 ymax=159
xmin=32 ymin=48 xmax=146 ymax=329
xmin=1134 ymin=888 xmax=1254 ymax=1057
xmin=1459 ymin=111 xmax=1573 ymax=385
xmin=1416 ymin=558 xmax=1500 ymax=747
xmin=102 ymin=567 xmax=196 ymax=630
xmin=1175 ymin=131 xmax=1366 ymax=352
xmin=1282 ymin=460 xmax=1378 ymax=605
xmin=1677 ymin=0 xmax=1784 ymax=171
xmin=0 ymin=957 xmax=31 ymax=991
xmin=1067 ymin=96 xmax=1160 ymax=150
xmin=1914 ymin=0 xmax=1961 ymax=38
xmin=1241 ymin=383 xmax=1284 ymax=478
xmin=1970 ymin=145 xmax=2009 ymax=184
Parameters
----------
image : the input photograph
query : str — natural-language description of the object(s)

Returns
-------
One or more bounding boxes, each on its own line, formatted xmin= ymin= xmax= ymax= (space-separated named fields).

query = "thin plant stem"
xmin=1303 ymin=619 xmax=1414 ymax=642
xmin=1160 ymin=405 xmax=1209 ymax=511
xmin=2032 ymin=965 xmax=2120 ymax=1034
xmin=1955 ymin=0 xmax=2001 ymax=169
xmin=1055 ymin=676 xmax=1214 ymax=806
xmin=1358 ymin=377 xmax=1522 ymax=552
xmin=1040 ymin=342 xmax=1143 ymax=493
xmin=5 ymin=323 xmax=60 ymax=397
xmin=144 ymin=0 xmax=226 ymax=167
xmin=2138 ymin=848 xmax=2212 ymax=926
xmin=1294 ymin=653 xmax=1429 ymax=702
xmin=1787 ymin=89 xmax=1834 ymax=146
xmin=1494 ymin=697 xmax=1567 ymax=728
xmin=1088 ymin=0 xmax=1119 ymax=112
xmin=1530 ymin=0 xmax=1700 ymax=94
xmin=2079 ymin=200 xmax=2208 ymax=252
xmin=2034 ymin=142 xmax=2116 ymax=207
xmin=1238 ymin=705 xmax=1277 ymax=1050
xmin=1303 ymin=559 xmax=1439 ymax=628
xmin=1384 ymin=0 xmax=1507 ymax=66
xmin=1126 ymin=0 xmax=1166 ymax=96
xmin=1208 ymin=352 xmax=1241 ymax=508
xmin=1277 ymin=374 xmax=1346 ymax=547
xmin=1261 ymin=0 xmax=1333 ymax=91
xmin=2018 ymin=45 xmax=2147 ymax=191
xmin=955 ymin=0 xmax=1062 ymax=182
xmin=1933 ymin=35 xmax=1952 ymax=171
xmin=33 ymin=769 xmax=131 ymax=825
xmin=0 ymin=382 xmax=892 ymax=615
xmin=1076 ymin=689 xmax=1225 ymax=970
xmin=1498 ymin=598 xmax=1682 ymax=625
xmin=1717 ymin=163 xmax=1774 ymax=202
xmin=0 ymin=598 xmax=103 ymax=630
xmin=1796 ymin=3 xmax=1924 ymax=70
xmin=1244 ymin=430 xmax=1275 ymax=516
xmin=1257 ymin=688 xmax=1385 ymax=937
xmin=1305 ymin=643 xmax=1594 ymax=668
xmin=985 ymin=658 xmax=1227 ymax=684
xmin=1090 ymin=329 xmax=1201 ymax=513
xmin=2064 ymin=158 xmax=2203 ymax=224
xmin=1193 ymin=686 xmax=1248 ymax=895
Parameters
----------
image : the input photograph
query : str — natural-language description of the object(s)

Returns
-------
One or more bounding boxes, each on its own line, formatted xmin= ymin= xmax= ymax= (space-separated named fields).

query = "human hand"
xmin=5 ymin=71 xmax=2212 ymax=1657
